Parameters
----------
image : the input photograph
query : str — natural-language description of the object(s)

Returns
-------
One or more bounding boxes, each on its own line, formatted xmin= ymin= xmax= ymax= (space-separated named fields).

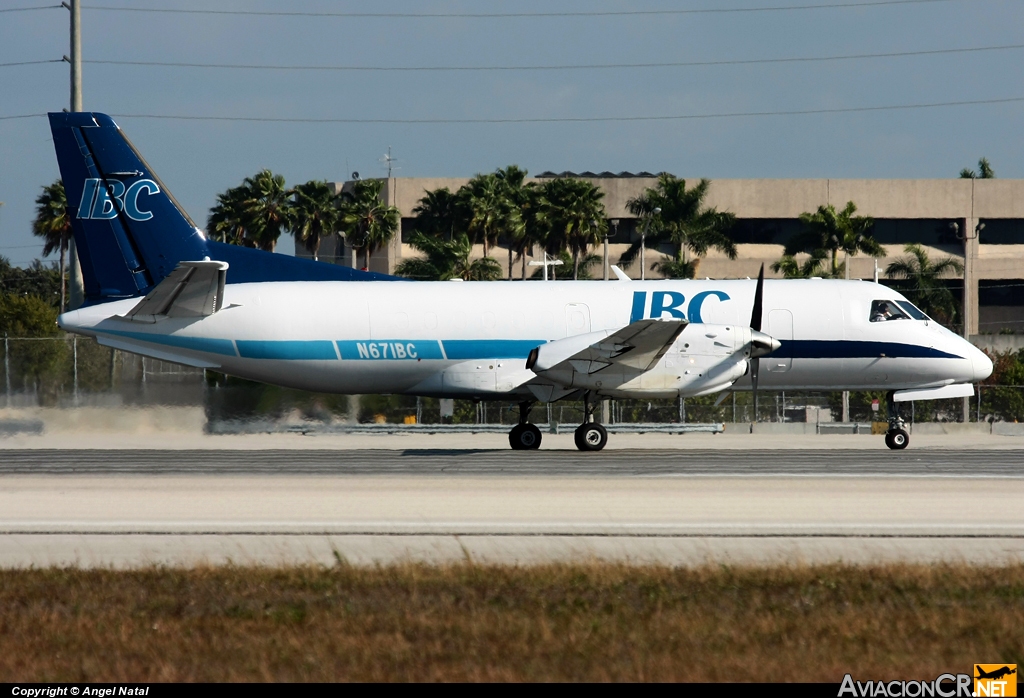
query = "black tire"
xmin=574 ymin=423 xmax=608 ymax=452
xmin=884 ymin=432 xmax=894 ymax=450
xmin=889 ymin=428 xmax=909 ymax=450
xmin=509 ymin=423 xmax=542 ymax=450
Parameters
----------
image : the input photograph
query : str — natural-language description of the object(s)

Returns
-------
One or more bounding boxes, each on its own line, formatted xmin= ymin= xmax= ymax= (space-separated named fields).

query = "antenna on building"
xmin=380 ymin=146 xmax=399 ymax=178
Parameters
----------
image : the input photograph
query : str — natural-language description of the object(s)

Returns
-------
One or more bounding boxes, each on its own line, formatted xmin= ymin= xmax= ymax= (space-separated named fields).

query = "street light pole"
xmin=528 ymin=252 xmax=563 ymax=281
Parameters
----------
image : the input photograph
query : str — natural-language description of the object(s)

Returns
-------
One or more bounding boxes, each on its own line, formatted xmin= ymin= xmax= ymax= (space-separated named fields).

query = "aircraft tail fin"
xmin=49 ymin=112 xmax=402 ymax=301
xmin=48 ymin=112 xmax=210 ymax=305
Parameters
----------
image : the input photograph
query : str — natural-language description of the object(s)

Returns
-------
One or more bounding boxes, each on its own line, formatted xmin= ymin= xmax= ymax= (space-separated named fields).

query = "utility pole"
xmin=63 ymin=0 xmax=86 ymax=309
xmin=64 ymin=0 xmax=82 ymax=111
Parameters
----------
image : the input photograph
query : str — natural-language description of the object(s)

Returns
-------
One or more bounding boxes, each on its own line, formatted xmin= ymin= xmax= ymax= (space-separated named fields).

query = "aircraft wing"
xmin=121 ymin=260 xmax=228 ymax=323
xmin=529 ymin=318 xmax=687 ymax=376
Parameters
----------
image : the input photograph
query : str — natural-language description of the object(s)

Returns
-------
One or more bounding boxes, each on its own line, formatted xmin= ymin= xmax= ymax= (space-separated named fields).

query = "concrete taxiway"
xmin=0 ymin=447 xmax=1022 ymax=568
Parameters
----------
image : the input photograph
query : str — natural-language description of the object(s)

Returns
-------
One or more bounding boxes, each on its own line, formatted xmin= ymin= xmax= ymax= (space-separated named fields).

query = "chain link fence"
xmin=2 ymin=336 xmax=1018 ymax=427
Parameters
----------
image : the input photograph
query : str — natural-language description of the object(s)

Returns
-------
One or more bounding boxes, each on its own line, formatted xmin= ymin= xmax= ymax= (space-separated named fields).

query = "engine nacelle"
xmin=541 ymin=322 xmax=758 ymax=398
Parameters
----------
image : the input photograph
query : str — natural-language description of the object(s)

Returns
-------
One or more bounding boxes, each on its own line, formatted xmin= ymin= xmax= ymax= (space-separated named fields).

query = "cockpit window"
xmin=870 ymin=300 xmax=911 ymax=322
xmin=895 ymin=300 xmax=930 ymax=321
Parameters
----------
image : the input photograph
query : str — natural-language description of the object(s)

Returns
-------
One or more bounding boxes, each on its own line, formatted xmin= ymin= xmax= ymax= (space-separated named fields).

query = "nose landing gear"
xmin=574 ymin=392 xmax=608 ymax=451
xmin=884 ymin=390 xmax=909 ymax=450
xmin=509 ymin=401 xmax=542 ymax=450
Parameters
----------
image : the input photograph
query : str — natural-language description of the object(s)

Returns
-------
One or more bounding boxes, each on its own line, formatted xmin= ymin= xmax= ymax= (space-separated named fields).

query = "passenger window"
xmin=870 ymin=300 xmax=910 ymax=323
xmin=895 ymin=300 xmax=929 ymax=321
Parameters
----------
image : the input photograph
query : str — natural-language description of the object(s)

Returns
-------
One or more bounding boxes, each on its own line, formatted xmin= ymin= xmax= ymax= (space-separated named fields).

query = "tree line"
xmin=206 ymin=172 xmax=400 ymax=271
xmin=21 ymin=171 xmax=977 ymax=327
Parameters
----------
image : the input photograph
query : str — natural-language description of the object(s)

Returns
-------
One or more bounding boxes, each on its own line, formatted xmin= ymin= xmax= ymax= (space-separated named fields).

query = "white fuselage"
xmin=58 ymin=278 xmax=992 ymax=399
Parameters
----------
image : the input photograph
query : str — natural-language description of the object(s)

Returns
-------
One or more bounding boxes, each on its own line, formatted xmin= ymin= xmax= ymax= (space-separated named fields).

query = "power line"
xmin=0 ymin=5 xmax=60 ymax=12
xmin=105 ymin=96 xmax=1024 ymax=124
xmin=80 ymin=43 xmax=1024 ymax=73
xmin=5 ymin=95 xmax=1023 ymax=126
xmin=82 ymin=0 xmax=976 ymax=18
xmin=0 ymin=60 xmax=63 ymax=68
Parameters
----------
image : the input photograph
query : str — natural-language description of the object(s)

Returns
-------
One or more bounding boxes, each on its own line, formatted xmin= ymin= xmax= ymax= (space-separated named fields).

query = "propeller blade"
xmin=750 ymin=263 xmax=765 ymax=332
xmin=749 ymin=263 xmax=765 ymax=422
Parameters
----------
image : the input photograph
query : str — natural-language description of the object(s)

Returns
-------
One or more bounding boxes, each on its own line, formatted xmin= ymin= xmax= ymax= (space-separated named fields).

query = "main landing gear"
xmin=884 ymin=390 xmax=910 ymax=450
xmin=509 ymin=401 xmax=542 ymax=450
xmin=574 ymin=392 xmax=608 ymax=452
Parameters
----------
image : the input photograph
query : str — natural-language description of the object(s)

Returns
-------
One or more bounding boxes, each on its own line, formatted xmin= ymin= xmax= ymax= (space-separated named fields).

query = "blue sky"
xmin=1 ymin=0 xmax=1022 ymax=265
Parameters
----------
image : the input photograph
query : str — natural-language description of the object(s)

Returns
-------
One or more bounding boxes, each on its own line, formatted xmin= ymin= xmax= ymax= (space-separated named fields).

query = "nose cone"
xmin=971 ymin=346 xmax=994 ymax=382
xmin=750 ymin=330 xmax=781 ymax=358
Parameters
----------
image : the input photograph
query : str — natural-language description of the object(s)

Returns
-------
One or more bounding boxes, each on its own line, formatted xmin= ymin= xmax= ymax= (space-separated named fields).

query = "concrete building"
xmin=304 ymin=175 xmax=1024 ymax=338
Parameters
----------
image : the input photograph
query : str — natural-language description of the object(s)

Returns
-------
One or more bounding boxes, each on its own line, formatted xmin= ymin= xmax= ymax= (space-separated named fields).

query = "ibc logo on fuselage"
xmin=77 ymin=178 xmax=161 ymax=221
xmin=630 ymin=289 xmax=732 ymax=324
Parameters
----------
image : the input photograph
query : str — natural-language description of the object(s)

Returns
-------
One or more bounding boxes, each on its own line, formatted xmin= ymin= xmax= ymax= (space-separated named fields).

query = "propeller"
xmin=747 ymin=263 xmax=781 ymax=423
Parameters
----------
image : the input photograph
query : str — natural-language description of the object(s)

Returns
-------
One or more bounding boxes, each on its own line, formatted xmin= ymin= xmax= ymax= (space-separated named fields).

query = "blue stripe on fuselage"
xmin=441 ymin=339 xmax=545 ymax=360
xmin=93 ymin=333 xmax=961 ymax=363
xmin=773 ymin=340 xmax=962 ymax=360
xmin=236 ymin=340 xmax=338 ymax=360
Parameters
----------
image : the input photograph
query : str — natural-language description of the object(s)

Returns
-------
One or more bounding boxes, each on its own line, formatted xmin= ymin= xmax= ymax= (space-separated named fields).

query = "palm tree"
xmin=339 ymin=179 xmax=400 ymax=271
xmin=207 ymin=185 xmax=252 ymax=246
xmin=885 ymin=243 xmax=964 ymax=326
xmin=624 ymin=175 xmax=736 ymax=279
xmin=960 ymin=158 xmax=995 ymax=179
xmin=771 ymin=249 xmax=830 ymax=278
xmin=32 ymin=180 xmax=71 ymax=311
xmin=512 ymin=184 xmax=546 ymax=280
xmin=494 ymin=165 xmax=531 ymax=278
xmin=460 ymin=172 xmax=520 ymax=259
xmin=396 ymin=232 xmax=502 ymax=281
xmin=290 ymin=180 xmax=341 ymax=261
xmin=412 ymin=187 xmax=463 ymax=241
xmin=779 ymin=201 xmax=883 ymax=279
xmin=242 ymin=170 xmax=292 ymax=252
xmin=539 ymin=178 xmax=607 ymax=280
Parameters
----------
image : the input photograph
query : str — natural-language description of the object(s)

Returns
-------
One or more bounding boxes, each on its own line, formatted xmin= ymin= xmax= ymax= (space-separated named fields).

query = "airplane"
xmin=48 ymin=112 xmax=993 ymax=451
xmin=976 ymin=667 xmax=1016 ymax=681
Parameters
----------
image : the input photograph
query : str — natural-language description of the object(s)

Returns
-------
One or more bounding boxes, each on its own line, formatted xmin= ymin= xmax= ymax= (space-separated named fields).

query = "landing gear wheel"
xmin=509 ymin=423 xmax=542 ymax=450
xmin=885 ymin=428 xmax=909 ymax=450
xmin=574 ymin=422 xmax=608 ymax=452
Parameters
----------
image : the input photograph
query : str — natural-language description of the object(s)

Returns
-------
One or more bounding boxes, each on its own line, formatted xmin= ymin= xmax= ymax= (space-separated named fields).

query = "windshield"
xmin=870 ymin=300 xmax=911 ymax=323
xmin=895 ymin=300 xmax=930 ymax=321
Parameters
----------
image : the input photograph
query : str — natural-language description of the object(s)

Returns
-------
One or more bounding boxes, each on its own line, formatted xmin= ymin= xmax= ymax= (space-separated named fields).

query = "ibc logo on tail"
xmin=77 ymin=178 xmax=161 ymax=221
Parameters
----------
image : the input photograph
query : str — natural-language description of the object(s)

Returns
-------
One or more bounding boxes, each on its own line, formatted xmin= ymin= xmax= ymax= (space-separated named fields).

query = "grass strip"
xmin=0 ymin=562 xmax=1021 ymax=682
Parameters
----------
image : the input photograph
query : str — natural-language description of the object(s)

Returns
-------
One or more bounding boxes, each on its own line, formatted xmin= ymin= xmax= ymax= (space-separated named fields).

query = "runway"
xmin=1 ymin=449 xmax=1022 ymax=567
xmin=3 ymin=448 xmax=1024 ymax=476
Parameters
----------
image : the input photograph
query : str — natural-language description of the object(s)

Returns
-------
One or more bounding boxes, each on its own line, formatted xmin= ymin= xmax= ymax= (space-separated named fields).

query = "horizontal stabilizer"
xmin=123 ymin=260 xmax=228 ymax=323
xmin=893 ymin=383 xmax=974 ymax=402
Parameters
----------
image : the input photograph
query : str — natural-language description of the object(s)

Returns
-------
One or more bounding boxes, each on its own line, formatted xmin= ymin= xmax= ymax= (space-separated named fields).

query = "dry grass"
xmin=0 ymin=562 xmax=1021 ymax=682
